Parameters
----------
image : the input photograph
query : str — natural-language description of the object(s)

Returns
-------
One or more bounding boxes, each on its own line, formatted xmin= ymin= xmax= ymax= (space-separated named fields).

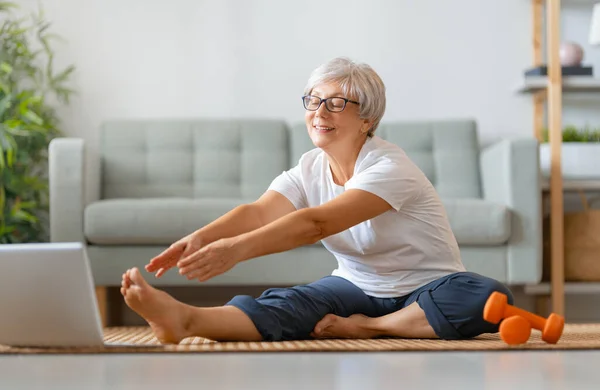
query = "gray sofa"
xmin=49 ymin=119 xmax=542 ymax=292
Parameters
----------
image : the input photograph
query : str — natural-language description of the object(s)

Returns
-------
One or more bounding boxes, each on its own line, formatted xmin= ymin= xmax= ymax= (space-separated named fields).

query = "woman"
xmin=120 ymin=57 xmax=513 ymax=344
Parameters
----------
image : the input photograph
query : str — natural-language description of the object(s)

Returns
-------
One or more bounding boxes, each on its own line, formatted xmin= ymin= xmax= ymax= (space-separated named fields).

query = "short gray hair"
xmin=303 ymin=57 xmax=386 ymax=137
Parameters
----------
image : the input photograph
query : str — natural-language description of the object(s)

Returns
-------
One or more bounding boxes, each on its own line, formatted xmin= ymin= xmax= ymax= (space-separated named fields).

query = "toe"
xmin=313 ymin=320 xmax=328 ymax=335
xmin=313 ymin=324 xmax=323 ymax=334
xmin=129 ymin=267 xmax=149 ymax=288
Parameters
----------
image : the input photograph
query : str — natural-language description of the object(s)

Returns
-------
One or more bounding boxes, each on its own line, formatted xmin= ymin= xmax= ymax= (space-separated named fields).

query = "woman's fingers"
xmin=153 ymin=257 xmax=178 ymax=277
xmin=177 ymin=246 xmax=207 ymax=268
xmin=155 ymin=268 xmax=166 ymax=278
xmin=146 ymin=242 xmax=185 ymax=272
xmin=178 ymin=258 xmax=206 ymax=276
xmin=177 ymin=254 xmax=194 ymax=268
xmin=184 ymin=264 xmax=213 ymax=280
xmin=178 ymin=250 xmax=213 ymax=276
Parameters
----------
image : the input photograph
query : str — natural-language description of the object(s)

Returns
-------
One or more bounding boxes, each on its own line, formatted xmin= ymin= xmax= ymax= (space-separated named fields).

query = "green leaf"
xmin=9 ymin=27 xmax=27 ymax=35
xmin=11 ymin=209 xmax=38 ymax=224
xmin=0 ymin=93 xmax=13 ymax=116
xmin=0 ymin=186 xmax=5 ymax=215
xmin=0 ymin=81 xmax=11 ymax=94
xmin=3 ymin=119 xmax=21 ymax=128
xmin=0 ymin=2 xmax=18 ymax=12
xmin=0 ymin=146 xmax=5 ymax=170
xmin=0 ymin=224 xmax=17 ymax=237
xmin=12 ymin=210 xmax=38 ymax=224
xmin=0 ymin=62 xmax=13 ymax=74
xmin=40 ymin=33 xmax=65 ymax=43
xmin=0 ymin=224 xmax=16 ymax=234
xmin=4 ymin=127 xmax=30 ymax=137
xmin=22 ymin=109 xmax=44 ymax=125
xmin=17 ymin=201 xmax=36 ymax=209
xmin=5 ymin=145 xmax=14 ymax=167
xmin=51 ymin=65 xmax=74 ymax=85
xmin=54 ymin=87 xmax=76 ymax=103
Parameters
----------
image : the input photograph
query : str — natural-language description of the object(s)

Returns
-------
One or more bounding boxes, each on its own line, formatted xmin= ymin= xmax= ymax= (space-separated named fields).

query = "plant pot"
xmin=539 ymin=143 xmax=600 ymax=179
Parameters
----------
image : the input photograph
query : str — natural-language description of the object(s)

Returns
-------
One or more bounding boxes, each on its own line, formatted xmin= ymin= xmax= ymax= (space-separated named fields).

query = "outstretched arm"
xmin=177 ymin=189 xmax=392 ymax=281
xmin=146 ymin=190 xmax=296 ymax=277
xmin=238 ymin=189 xmax=392 ymax=259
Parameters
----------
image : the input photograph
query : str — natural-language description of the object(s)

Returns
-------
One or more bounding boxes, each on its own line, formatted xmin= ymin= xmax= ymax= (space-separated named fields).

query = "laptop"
xmin=0 ymin=242 xmax=138 ymax=348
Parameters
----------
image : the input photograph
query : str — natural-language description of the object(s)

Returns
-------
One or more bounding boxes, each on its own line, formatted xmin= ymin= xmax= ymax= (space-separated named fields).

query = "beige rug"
xmin=1 ymin=324 xmax=600 ymax=354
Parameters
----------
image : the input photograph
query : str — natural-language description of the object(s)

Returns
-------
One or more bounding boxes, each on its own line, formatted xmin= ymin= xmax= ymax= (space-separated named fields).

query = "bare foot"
xmin=121 ymin=267 xmax=192 ymax=344
xmin=311 ymin=313 xmax=379 ymax=339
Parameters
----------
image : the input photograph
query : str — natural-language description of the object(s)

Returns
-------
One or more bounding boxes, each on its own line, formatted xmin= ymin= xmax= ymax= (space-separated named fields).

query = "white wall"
xmin=561 ymin=2 xmax=600 ymax=130
xmin=25 ymin=0 xmax=600 ymax=141
xmin=26 ymin=0 xmax=537 ymax=143
xmin=17 ymin=0 xmax=600 ymax=321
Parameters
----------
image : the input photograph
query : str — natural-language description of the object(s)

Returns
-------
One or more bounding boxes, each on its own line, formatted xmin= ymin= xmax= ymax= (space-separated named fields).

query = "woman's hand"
xmin=145 ymin=232 xmax=205 ymax=278
xmin=177 ymin=238 xmax=243 ymax=282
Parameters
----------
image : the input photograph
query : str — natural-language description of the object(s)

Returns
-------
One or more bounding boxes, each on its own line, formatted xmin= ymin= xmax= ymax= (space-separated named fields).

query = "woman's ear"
xmin=361 ymin=119 xmax=373 ymax=134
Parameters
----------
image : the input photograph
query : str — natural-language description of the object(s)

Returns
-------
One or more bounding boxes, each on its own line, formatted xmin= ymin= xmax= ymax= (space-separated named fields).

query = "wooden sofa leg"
xmin=95 ymin=286 xmax=108 ymax=327
xmin=535 ymin=295 xmax=549 ymax=317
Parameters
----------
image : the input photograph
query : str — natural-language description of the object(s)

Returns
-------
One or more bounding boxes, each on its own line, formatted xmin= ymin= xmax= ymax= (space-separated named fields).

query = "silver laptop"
xmin=0 ymin=242 xmax=127 ymax=348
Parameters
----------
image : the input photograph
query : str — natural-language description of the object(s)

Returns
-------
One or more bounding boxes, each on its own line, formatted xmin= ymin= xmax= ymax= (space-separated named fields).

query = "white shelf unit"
xmin=518 ymin=0 xmax=600 ymax=315
xmin=518 ymin=76 xmax=600 ymax=93
xmin=542 ymin=179 xmax=600 ymax=191
xmin=525 ymin=282 xmax=600 ymax=295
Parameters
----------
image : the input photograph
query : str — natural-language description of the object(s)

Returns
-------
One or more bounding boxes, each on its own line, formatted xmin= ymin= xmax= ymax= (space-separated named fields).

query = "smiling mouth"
xmin=314 ymin=125 xmax=335 ymax=132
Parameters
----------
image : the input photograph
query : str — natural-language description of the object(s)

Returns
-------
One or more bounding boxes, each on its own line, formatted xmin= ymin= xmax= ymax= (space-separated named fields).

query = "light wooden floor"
xmin=1 ymin=350 xmax=598 ymax=389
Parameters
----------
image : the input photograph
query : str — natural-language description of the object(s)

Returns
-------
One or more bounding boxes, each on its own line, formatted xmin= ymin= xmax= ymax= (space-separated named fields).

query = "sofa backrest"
xmin=378 ymin=120 xmax=482 ymax=198
xmin=291 ymin=119 xmax=482 ymax=199
xmin=100 ymin=119 xmax=289 ymax=200
xmin=101 ymin=118 xmax=482 ymax=201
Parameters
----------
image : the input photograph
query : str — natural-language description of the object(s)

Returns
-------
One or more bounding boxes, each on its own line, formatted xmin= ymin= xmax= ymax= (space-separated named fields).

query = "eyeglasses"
xmin=302 ymin=95 xmax=359 ymax=112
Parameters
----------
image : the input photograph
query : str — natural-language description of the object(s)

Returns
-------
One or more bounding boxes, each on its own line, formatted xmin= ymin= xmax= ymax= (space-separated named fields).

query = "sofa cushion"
xmin=84 ymin=198 xmax=510 ymax=247
xmin=443 ymin=199 xmax=511 ymax=245
xmin=84 ymin=198 xmax=249 ymax=245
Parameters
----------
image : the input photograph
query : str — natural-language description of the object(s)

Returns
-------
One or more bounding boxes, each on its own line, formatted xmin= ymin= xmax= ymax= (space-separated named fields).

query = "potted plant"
xmin=0 ymin=2 xmax=75 ymax=243
xmin=539 ymin=125 xmax=600 ymax=179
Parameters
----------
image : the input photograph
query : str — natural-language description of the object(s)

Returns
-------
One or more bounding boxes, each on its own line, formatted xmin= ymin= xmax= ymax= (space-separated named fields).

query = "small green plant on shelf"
xmin=541 ymin=125 xmax=600 ymax=143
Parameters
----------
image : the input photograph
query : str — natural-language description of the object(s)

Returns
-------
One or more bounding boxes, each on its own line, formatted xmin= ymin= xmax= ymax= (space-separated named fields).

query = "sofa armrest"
xmin=49 ymin=138 xmax=87 ymax=242
xmin=480 ymin=138 xmax=542 ymax=284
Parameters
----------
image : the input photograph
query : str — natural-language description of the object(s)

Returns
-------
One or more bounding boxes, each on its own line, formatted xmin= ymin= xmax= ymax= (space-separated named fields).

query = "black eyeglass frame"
xmin=301 ymin=95 xmax=360 ymax=112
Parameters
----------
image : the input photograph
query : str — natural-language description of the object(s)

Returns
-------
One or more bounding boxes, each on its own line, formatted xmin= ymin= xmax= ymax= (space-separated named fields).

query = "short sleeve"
xmin=345 ymin=158 xmax=421 ymax=211
xmin=267 ymin=164 xmax=308 ymax=210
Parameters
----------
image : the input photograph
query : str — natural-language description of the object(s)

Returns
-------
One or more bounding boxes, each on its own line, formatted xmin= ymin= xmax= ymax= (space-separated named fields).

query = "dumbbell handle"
xmin=503 ymin=304 xmax=546 ymax=330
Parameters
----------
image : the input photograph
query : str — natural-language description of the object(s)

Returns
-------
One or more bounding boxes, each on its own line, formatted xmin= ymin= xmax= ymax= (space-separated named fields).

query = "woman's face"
xmin=304 ymin=83 xmax=370 ymax=151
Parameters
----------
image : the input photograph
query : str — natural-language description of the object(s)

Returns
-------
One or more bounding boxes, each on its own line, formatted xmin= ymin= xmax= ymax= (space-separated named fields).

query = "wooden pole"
xmin=533 ymin=0 xmax=545 ymax=141
xmin=534 ymin=91 xmax=545 ymax=141
xmin=532 ymin=0 xmax=548 ymax=316
xmin=533 ymin=0 xmax=543 ymax=66
xmin=547 ymin=0 xmax=565 ymax=316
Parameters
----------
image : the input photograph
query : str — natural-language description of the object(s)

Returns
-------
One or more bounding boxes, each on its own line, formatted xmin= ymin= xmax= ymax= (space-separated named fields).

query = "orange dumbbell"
xmin=483 ymin=291 xmax=565 ymax=345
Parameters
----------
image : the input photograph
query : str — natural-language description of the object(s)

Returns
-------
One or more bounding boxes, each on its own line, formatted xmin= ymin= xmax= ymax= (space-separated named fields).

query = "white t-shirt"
xmin=268 ymin=135 xmax=465 ymax=298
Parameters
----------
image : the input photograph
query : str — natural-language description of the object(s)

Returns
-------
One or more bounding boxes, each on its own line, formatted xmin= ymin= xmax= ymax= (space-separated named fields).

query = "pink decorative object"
xmin=559 ymin=42 xmax=584 ymax=66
